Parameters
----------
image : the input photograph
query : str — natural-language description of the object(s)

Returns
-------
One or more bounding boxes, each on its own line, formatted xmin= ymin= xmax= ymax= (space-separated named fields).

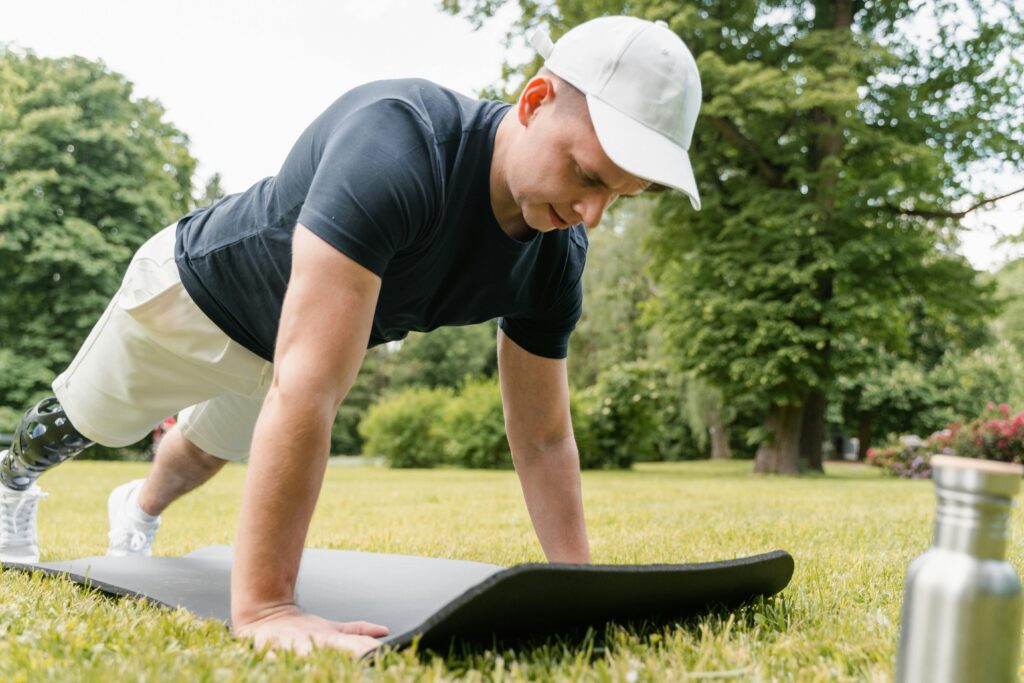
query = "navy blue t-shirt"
xmin=174 ymin=79 xmax=587 ymax=362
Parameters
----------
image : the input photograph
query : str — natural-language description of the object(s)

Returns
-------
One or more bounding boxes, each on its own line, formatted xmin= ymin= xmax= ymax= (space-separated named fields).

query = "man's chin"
xmin=520 ymin=214 xmax=552 ymax=233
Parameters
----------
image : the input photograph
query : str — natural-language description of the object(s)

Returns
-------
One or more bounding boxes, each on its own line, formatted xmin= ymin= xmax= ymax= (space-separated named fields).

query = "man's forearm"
xmin=511 ymin=435 xmax=591 ymax=564
xmin=230 ymin=386 xmax=335 ymax=625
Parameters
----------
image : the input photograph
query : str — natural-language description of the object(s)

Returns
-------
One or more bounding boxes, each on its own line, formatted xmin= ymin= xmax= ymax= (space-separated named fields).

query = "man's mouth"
xmin=549 ymin=205 xmax=568 ymax=229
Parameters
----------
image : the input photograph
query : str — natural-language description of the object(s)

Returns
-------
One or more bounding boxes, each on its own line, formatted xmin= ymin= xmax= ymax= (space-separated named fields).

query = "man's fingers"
xmin=313 ymin=632 xmax=381 ymax=658
xmin=256 ymin=632 xmax=375 ymax=658
xmin=236 ymin=614 xmax=385 ymax=658
xmin=337 ymin=620 xmax=390 ymax=637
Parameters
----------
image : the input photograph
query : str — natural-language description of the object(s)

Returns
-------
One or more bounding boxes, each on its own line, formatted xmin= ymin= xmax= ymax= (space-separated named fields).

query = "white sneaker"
xmin=107 ymin=479 xmax=160 ymax=557
xmin=0 ymin=479 xmax=48 ymax=564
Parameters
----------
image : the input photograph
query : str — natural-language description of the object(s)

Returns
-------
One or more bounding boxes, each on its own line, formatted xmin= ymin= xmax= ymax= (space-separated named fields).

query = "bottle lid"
xmin=931 ymin=455 xmax=1023 ymax=499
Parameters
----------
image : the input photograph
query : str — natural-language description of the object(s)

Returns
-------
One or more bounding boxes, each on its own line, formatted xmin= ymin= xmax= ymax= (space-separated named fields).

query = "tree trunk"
xmin=707 ymin=406 xmax=733 ymax=460
xmin=799 ymin=390 xmax=827 ymax=471
xmin=753 ymin=404 xmax=804 ymax=474
xmin=833 ymin=433 xmax=845 ymax=459
xmin=857 ymin=414 xmax=873 ymax=460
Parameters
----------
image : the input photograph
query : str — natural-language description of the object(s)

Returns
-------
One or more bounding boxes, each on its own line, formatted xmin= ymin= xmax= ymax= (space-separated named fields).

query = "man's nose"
xmin=572 ymin=191 xmax=612 ymax=229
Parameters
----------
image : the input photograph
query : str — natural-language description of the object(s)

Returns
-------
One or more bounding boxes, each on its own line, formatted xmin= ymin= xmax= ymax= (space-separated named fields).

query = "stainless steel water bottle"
xmin=895 ymin=455 xmax=1024 ymax=682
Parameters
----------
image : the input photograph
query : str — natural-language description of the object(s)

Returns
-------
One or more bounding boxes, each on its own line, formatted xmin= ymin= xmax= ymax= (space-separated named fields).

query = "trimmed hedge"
xmin=358 ymin=387 xmax=451 ymax=468
xmin=440 ymin=379 xmax=511 ymax=469
xmin=359 ymin=363 xmax=700 ymax=470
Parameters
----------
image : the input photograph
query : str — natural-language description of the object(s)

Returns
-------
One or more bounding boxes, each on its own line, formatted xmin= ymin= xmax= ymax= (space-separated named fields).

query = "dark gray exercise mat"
xmin=3 ymin=546 xmax=794 ymax=651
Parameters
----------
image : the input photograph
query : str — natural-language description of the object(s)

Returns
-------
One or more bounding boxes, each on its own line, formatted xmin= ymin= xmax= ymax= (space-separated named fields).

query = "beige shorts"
xmin=52 ymin=223 xmax=274 ymax=461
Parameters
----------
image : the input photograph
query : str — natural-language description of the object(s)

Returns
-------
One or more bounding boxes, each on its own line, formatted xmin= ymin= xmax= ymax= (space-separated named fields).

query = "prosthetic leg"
xmin=1 ymin=397 xmax=94 ymax=490
xmin=0 ymin=397 xmax=94 ymax=562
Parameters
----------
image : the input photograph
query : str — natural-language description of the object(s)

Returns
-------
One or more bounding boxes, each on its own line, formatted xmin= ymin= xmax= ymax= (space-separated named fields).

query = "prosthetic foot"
xmin=0 ymin=481 xmax=48 ymax=562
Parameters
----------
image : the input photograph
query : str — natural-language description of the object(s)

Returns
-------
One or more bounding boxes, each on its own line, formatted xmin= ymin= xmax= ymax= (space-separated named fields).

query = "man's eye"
xmin=575 ymin=166 xmax=596 ymax=186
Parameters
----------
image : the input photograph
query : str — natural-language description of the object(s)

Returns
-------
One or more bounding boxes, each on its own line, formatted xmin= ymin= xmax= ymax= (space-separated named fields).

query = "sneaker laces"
xmin=109 ymin=524 xmax=156 ymax=551
xmin=0 ymin=488 xmax=47 ymax=544
xmin=127 ymin=529 xmax=149 ymax=552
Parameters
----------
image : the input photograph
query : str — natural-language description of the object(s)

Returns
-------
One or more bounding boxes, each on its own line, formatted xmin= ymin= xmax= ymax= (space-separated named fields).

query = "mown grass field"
xmin=1 ymin=459 xmax=1020 ymax=681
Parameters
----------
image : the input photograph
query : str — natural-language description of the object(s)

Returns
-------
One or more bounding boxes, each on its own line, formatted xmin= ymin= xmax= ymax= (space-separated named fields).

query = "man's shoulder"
xmin=338 ymin=78 xmax=501 ymax=133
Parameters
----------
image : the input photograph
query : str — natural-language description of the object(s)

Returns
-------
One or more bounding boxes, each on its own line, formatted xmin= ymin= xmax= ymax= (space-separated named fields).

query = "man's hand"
xmin=234 ymin=605 xmax=388 ymax=657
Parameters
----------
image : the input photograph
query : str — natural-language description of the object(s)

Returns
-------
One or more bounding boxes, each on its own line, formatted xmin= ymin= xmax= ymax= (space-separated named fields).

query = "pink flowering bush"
xmin=949 ymin=403 xmax=1024 ymax=464
xmin=868 ymin=403 xmax=1024 ymax=479
xmin=866 ymin=434 xmax=938 ymax=479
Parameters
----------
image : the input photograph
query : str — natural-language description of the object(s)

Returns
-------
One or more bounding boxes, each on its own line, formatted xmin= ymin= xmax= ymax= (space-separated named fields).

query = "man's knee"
xmin=160 ymin=426 xmax=228 ymax=472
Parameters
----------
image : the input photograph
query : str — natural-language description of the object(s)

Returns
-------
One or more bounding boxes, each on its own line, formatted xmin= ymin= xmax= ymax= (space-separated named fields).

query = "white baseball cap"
xmin=530 ymin=16 xmax=702 ymax=210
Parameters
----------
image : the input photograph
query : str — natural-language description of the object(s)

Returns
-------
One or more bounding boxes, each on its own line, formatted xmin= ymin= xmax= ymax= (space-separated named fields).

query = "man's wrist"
xmin=548 ymin=551 xmax=591 ymax=564
xmin=231 ymin=598 xmax=301 ymax=628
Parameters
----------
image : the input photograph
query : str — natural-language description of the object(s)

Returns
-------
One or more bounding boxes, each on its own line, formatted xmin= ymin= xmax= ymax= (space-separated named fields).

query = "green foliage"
xmin=575 ymin=361 xmax=701 ymax=468
xmin=992 ymin=258 xmax=1024 ymax=358
xmin=840 ymin=344 xmax=1024 ymax=445
xmin=385 ymin=324 xmax=497 ymax=390
xmin=0 ymin=405 xmax=18 ymax=434
xmin=334 ymin=325 xmax=498 ymax=456
xmin=360 ymin=373 xmax=682 ymax=470
xmin=332 ymin=346 xmax=391 ymax=455
xmin=439 ymin=378 xmax=511 ymax=469
xmin=568 ymin=202 xmax=657 ymax=389
xmin=929 ymin=346 xmax=1024 ymax=426
xmin=358 ymin=386 xmax=451 ymax=468
xmin=0 ymin=47 xmax=196 ymax=417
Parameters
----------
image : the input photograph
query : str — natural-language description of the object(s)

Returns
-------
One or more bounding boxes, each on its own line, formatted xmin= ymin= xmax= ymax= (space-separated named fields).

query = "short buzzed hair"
xmin=537 ymin=68 xmax=587 ymax=119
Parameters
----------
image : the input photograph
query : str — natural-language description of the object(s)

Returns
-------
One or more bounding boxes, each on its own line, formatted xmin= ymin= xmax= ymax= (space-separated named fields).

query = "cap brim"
xmin=586 ymin=94 xmax=701 ymax=211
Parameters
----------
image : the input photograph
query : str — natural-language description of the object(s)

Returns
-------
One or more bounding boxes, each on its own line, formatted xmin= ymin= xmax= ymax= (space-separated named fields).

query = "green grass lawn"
xmin=1 ymin=459 xmax=1019 ymax=681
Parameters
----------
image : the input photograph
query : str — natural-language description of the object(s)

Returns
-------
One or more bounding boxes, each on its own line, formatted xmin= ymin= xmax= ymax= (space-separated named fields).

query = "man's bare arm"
xmin=497 ymin=329 xmax=591 ymax=564
xmin=230 ymin=223 xmax=385 ymax=655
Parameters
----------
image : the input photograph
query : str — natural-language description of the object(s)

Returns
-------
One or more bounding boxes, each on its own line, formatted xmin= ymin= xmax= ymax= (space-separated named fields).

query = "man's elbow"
xmin=508 ymin=429 xmax=578 ymax=462
xmin=266 ymin=363 xmax=344 ymax=425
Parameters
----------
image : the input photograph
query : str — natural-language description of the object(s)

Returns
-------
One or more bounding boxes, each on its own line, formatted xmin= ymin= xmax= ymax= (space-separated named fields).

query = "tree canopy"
xmin=0 ymin=47 xmax=197 ymax=427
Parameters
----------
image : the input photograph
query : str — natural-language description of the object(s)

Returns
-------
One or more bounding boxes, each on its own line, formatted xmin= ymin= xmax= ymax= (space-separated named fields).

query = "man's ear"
xmin=517 ymin=76 xmax=555 ymax=126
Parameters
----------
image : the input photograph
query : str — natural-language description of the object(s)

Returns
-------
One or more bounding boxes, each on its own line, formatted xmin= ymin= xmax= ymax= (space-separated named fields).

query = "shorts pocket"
xmin=118 ymin=258 xmax=234 ymax=366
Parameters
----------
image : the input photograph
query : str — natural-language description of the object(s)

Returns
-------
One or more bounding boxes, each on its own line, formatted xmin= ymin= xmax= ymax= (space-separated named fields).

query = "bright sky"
xmin=3 ymin=0 xmax=1021 ymax=270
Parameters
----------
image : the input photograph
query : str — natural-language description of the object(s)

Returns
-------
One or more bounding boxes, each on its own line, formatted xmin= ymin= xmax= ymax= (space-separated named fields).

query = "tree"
xmin=684 ymin=375 xmax=733 ymax=459
xmin=0 ymin=47 xmax=197 ymax=427
xmin=568 ymin=199 xmax=659 ymax=388
xmin=837 ymin=344 xmax=1024 ymax=451
xmin=331 ymin=345 xmax=391 ymax=455
xmin=196 ymin=171 xmax=226 ymax=208
xmin=992 ymin=258 xmax=1024 ymax=357
xmin=836 ymin=290 xmax=996 ymax=456
xmin=445 ymin=0 xmax=1022 ymax=474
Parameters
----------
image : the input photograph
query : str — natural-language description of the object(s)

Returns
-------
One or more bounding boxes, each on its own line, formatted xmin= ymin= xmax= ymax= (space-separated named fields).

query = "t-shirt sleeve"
xmin=296 ymin=99 xmax=438 ymax=276
xmin=499 ymin=260 xmax=584 ymax=360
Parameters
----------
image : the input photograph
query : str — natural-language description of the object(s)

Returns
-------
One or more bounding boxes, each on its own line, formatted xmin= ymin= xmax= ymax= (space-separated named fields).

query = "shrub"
xmin=948 ymin=403 xmax=1024 ymax=464
xmin=359 ymin=361 xmax=701 ymax=471
xmin=575 ymin=362 xmax=667 ymax=469
xmin=439 ymin=379 xmax=511 ymax=469
xmin=866 ymin=434 xmax=936 ymax=479
xmin=867 ymin=403 xmax=1024 ymax=478
xmin=358 ymin=387 xmax=451 ymax=467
